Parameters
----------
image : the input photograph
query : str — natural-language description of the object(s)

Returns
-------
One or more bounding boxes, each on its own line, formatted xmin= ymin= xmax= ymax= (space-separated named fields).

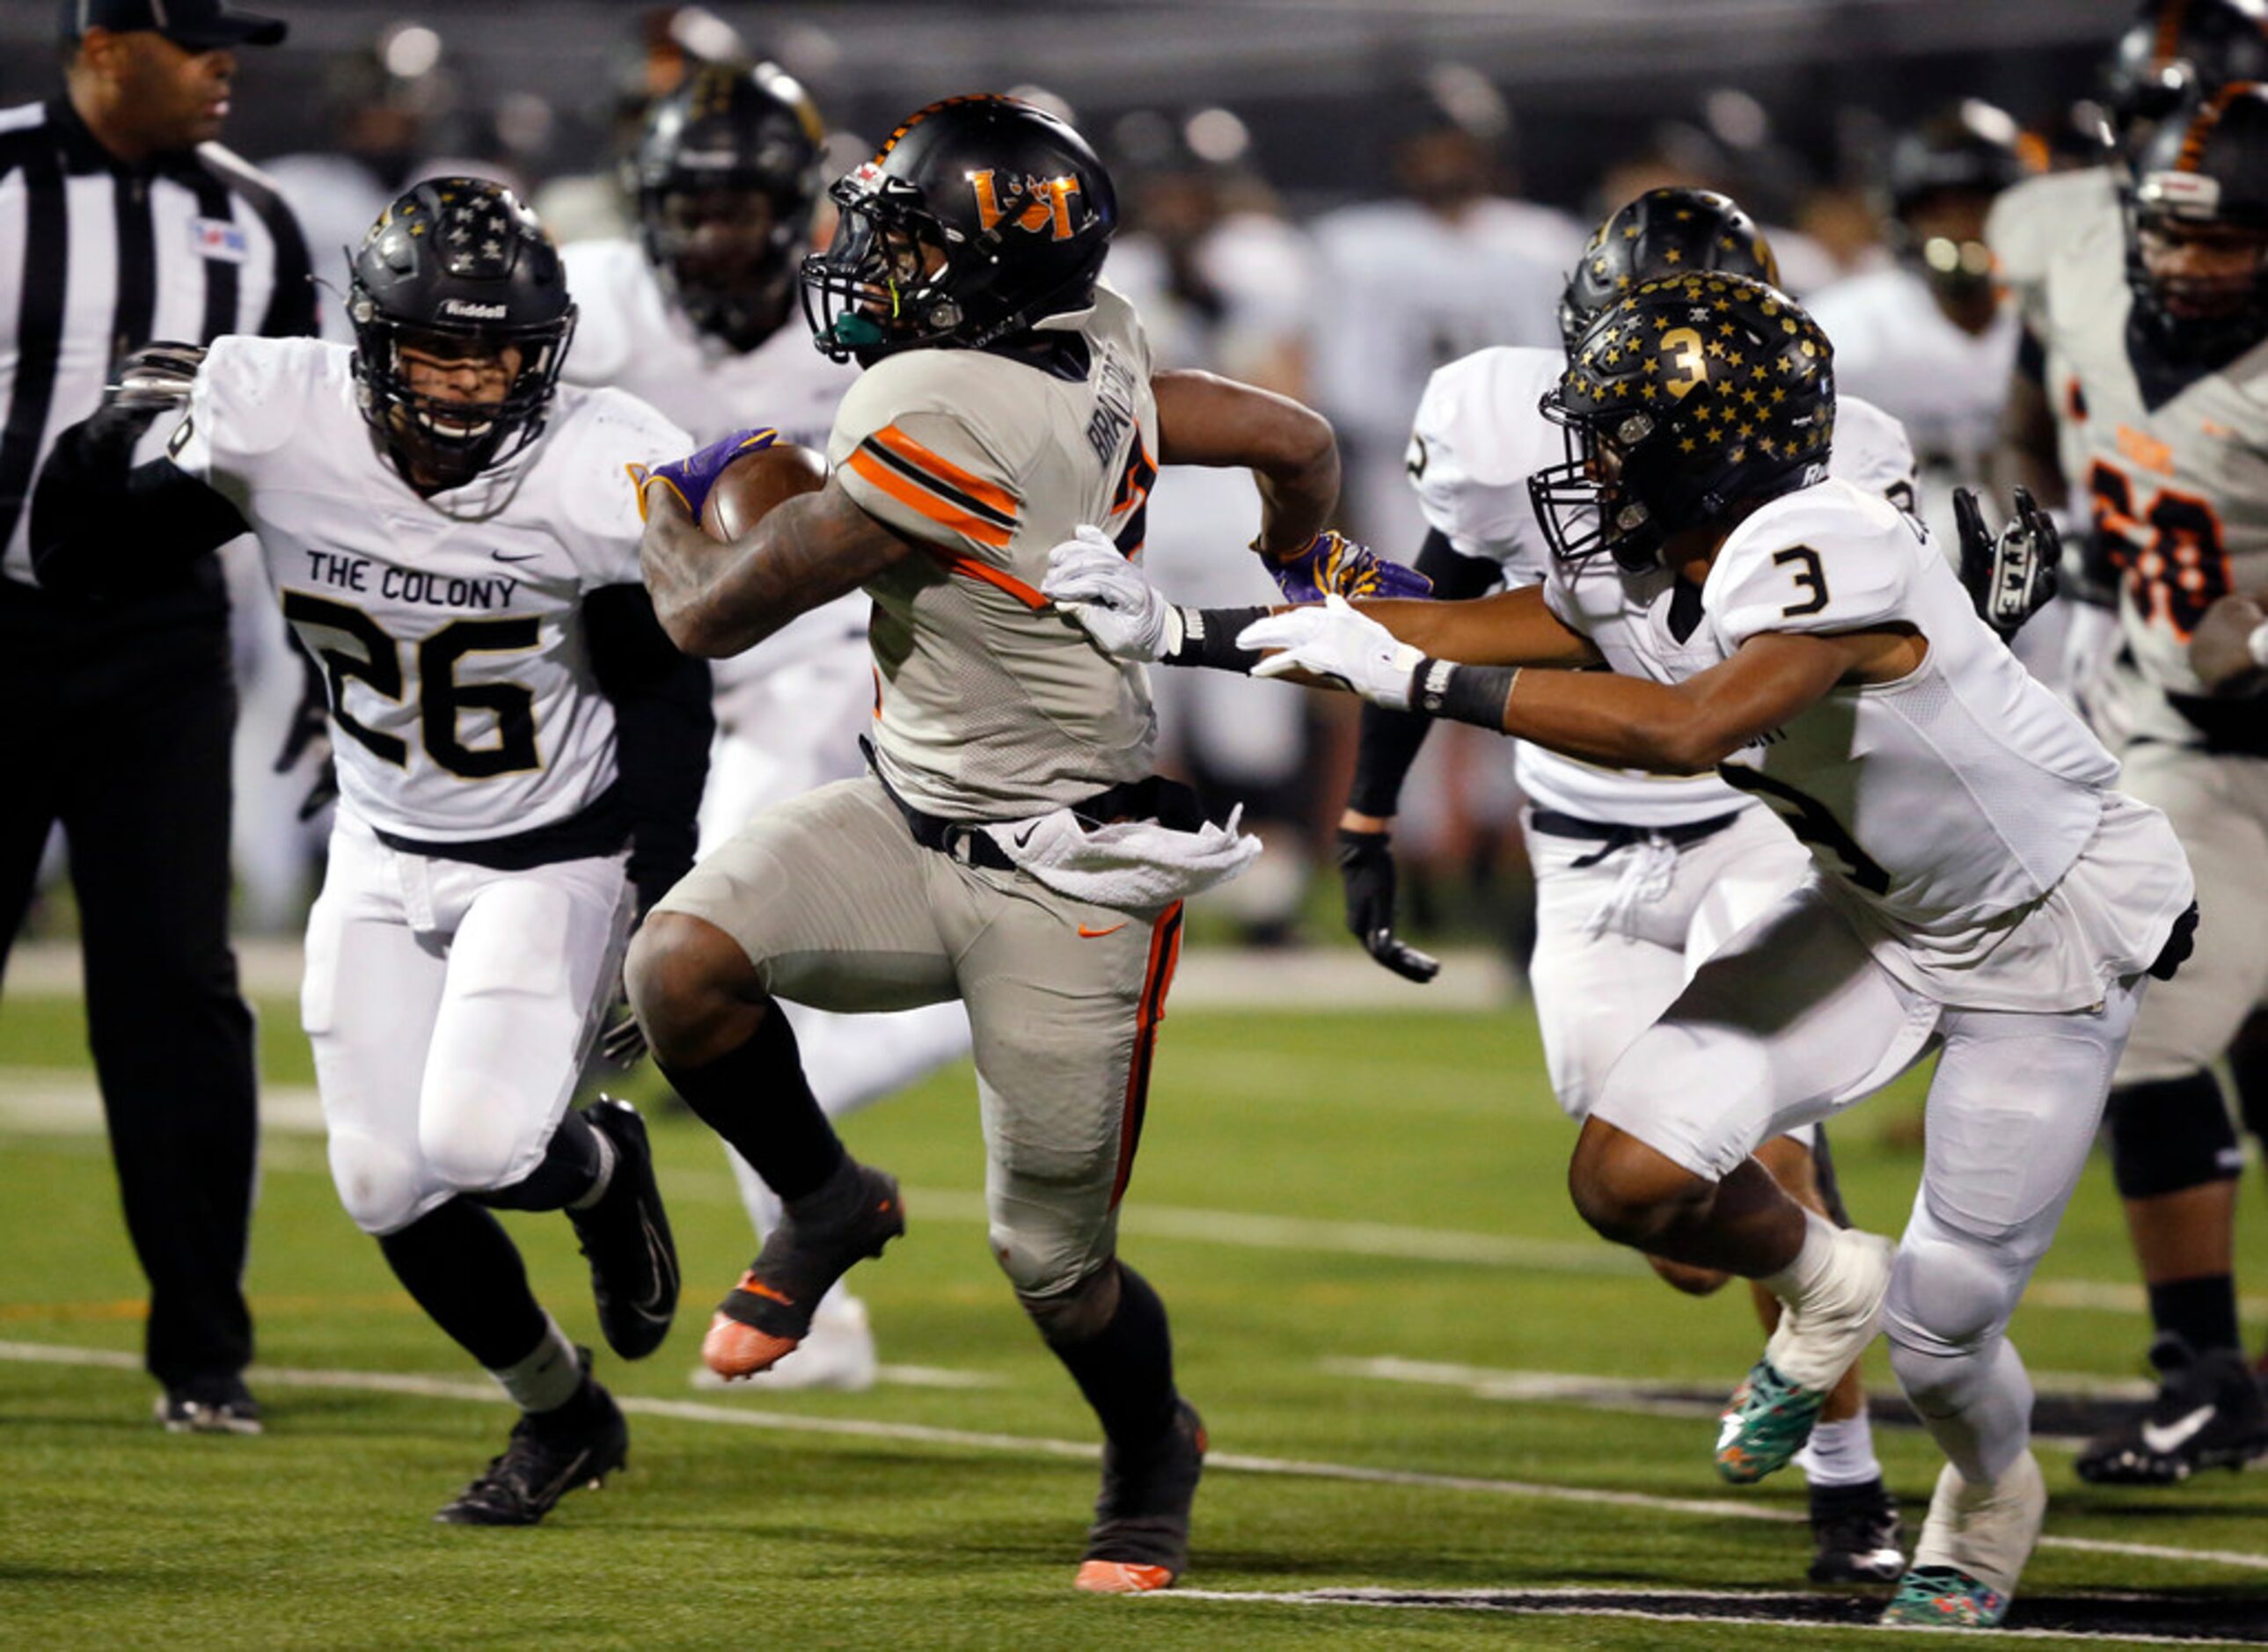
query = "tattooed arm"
xmin=637 ymin=472 xmax=916 ymax=659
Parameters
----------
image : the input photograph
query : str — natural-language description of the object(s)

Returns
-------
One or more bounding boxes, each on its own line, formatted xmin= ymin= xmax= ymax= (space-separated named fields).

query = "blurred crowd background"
xmin=0 ymin=0 xmax=2141 ymax=960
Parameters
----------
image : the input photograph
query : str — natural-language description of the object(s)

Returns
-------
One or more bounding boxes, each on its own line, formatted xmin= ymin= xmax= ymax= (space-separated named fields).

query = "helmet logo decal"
xmin=969 ymin=170 xmax=1084 ymax=239
xmin=1660 ymin=326 xmax=1709 ymax=398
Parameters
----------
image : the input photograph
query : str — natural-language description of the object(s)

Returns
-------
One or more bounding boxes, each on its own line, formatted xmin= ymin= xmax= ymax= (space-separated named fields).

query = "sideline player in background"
xmin=561 ymin=61 xmax=970 ymax=1393
xmin=0 ymin=0 xmax=311 ymax=1436
xmin=1342 ymin=188 xmax=1915 ymax=1584
xmin=1050 ymin=274 xmax=2195 ymax=1626
xmin=1992 ymin=68 xmax=2268 ymax=1484
xmin=625 ymin=95 xmax=1361 ymax=1593
xmin=33 ymin=179 xmax=700 ymax=1526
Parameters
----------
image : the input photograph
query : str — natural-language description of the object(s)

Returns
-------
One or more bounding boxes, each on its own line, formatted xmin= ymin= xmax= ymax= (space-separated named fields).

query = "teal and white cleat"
xmin=1716 ymin=1358 xmax=1826 ymax=1484
xmin=1878 ymin=1564 xmax=2010 ymax=1628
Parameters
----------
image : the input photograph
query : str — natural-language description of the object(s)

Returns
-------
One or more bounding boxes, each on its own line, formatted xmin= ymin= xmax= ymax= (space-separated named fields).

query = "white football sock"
xmin=1797 ymin=1414 xmax=1884 ymax=1488
xmin=1759 ymin=1209 xmax=1840 ymax=1309
xmin=487 ymin=1312 xmax=582 ymax=1414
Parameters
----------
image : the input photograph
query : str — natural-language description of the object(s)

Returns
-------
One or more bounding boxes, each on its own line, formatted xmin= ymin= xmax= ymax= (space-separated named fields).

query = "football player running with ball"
xmin=1344 ymin=187 xmax=1928 ymax=1584
xmin=33 ymin=180 xmax=705 ymax=1526
xmin=625 ymin=95 xmax=1368 ymax=1594
xmin=561 ymin=63 xmax=971 ymax=1393
xmin=1047 ymin=275 xmax=2197 ymax=1627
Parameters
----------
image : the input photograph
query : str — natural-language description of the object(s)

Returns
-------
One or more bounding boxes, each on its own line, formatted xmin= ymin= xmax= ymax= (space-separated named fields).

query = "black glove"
xmin=1954 ymin=484 xmax=2063 ymax=640
xmin=1335 ymin=827 xmax=1440 ymax=983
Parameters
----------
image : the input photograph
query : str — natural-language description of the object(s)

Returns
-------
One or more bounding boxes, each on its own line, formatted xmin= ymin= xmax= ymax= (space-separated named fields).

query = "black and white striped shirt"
xmin=0 ymin=96 xmax=316 ymax=588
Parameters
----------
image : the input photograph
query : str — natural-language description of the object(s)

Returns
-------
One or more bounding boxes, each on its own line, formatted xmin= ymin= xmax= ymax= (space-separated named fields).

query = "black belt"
xmin=1528 ymin=807 xmax=1744 ymax=868
xmin=864 ymin=738 xmax=1206 ymax=873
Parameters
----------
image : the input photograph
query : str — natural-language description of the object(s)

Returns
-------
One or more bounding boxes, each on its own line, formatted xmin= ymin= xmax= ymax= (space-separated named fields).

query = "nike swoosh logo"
xmin=1077 ymin=922 xmax=1128 ymax=939
xmin=1716 ymin=1414 xmax=1744 ymax=1451
xmin=2140 ymin=1405 xmax=2217 ymax=1456
xmin=1014 ymin=823 xmax=1039 ymax=847
xmin=633 ymin=1214 xmax=676 ymax=1319
xmin=491 ymin=550 xmax=542 ymax=564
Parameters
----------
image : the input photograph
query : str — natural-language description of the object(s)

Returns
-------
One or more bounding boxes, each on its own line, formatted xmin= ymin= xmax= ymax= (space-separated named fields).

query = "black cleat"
xmin=1076 ymin=1399 xmax=1207 ymax=1593
xmin=567 ymin=1097 xmax=679 ymax=1361
xmin=155 ymin=1373 xmax=262 ymax=1436
xmin=1808 ymin=1477 xmax=1906 ymax=1583
xmin=701 ymin=1159 xmax=904 ymax=1381
xmin=435 ymin=1360 xmax=627 ymax=1526
xmin=2075 ymin=1332 xmax=2268 ymax=1486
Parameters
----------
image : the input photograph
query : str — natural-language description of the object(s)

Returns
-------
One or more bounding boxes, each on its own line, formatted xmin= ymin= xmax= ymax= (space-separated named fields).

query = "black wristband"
xmin=1408 ymin=657 xmax=1518 ymax=731
xmin=1163 ymin=604 xmax=1272 ymax=670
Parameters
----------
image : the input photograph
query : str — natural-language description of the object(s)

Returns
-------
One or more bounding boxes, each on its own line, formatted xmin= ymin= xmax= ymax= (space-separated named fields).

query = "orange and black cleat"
xmin=702 ymin=1160 xmax=904 ymax=1381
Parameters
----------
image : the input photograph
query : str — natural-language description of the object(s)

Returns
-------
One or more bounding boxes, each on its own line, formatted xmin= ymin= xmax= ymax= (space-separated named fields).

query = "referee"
xmin=1 ymin=0 xmax=311 ymax=1432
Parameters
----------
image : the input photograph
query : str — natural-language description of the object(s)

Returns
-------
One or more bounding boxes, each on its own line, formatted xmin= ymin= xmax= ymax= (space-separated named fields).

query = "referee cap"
xmin=61 ymin=0 xmax=288 ymax=49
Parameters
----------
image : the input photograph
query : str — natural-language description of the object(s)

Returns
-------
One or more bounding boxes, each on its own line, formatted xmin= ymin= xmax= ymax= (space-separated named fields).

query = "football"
xmin=701 ymin=441 xmax=826 ymax=541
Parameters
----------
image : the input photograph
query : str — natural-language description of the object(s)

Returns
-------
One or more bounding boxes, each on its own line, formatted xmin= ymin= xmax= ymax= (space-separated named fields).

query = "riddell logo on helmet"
xmin=970 ymin=171 xmax=1083 ymax=239
xmin=439 ymin=300 xmax=510 ymax=320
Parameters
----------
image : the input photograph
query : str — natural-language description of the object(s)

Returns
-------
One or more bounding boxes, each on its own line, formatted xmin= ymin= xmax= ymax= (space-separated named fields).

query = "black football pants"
xmin=0 ymin=572 xmax=258 ymax=1390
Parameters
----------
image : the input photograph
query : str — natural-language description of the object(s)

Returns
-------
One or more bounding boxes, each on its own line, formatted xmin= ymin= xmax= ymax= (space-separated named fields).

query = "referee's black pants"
xmin=0 ymin=567 xmax=257 ymax=1391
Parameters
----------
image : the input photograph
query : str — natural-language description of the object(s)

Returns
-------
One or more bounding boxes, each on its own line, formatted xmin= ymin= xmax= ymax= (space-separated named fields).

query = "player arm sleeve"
xmin=1347 ymin=530 xmax=1503 ymax=816
xmin=585 ymin=581 xmax=713 ymax=915
xmin=28 ymin=411 xmax=248 ymax=598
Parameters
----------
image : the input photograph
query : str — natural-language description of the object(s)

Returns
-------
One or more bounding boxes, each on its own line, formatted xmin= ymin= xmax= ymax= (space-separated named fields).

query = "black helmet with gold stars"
xmin=1530 ymin=273 xmax=1834 ymax=573
xmin=1557 ymin=187 xmax=1780 ymax=353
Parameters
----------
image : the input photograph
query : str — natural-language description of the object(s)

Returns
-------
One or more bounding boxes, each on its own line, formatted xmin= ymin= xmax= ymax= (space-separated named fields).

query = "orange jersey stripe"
xmin=917 ymin=543 xmax=1049 ymax=610
xmin=846 ymin=447 xmax=1013 ymax=550
xmin=870 ymin=424 xmax=1021 ymax=520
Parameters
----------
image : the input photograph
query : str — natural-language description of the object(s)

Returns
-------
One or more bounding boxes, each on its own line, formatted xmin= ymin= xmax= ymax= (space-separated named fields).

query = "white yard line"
xmin=4 ymin=1066 xmax=2258 ymax=1319
xmin=1156 ymin=1588 xmax=2268 ymax=1646
xmin=0 ymin=1339 xmax=2261 ymax=1577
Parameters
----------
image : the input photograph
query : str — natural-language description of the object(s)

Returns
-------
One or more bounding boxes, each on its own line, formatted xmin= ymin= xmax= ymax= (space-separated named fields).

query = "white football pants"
xmin=304 ymin=812 xmax=633 ymax=1236
xmin=696 ymin=640 xmax=972 ymax=1245
xmin=1593 ymin=879 xmax=2145 ymax=1484
xmin=1524 ymin=802 xmax=1814 ymax=1127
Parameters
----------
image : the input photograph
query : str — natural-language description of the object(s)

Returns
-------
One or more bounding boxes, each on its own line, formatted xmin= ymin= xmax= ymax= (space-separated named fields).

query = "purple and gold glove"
xmin=629 ymin=426 xmax=779 ymax=523
xmin=1261 ymin=530 xmax=1433 ymax=603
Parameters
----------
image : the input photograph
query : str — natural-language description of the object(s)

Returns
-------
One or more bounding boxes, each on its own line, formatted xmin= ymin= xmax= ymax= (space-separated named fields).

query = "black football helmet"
xmin=347 ymin=178 xmax=575 ymax=490
xmin=1558 ymin=188 xmax=1780 ymax=352
xmin=2104 ymin=0 xmax=2268 ymax=154
xmin=629 ymin=62 xmax=825 ymax=354
xmin=1883 ymin=102 xmax=2030 ymax=299
xmin=2125 ymin=80 xmax=2268 ymax=362
xmin=801 ymin=94 xmax=1117 ymax=363
xmin=1531 ymin=274 xmax=1835 ymax=574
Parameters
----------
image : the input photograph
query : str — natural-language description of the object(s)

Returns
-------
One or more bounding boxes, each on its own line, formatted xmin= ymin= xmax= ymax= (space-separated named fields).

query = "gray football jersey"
xmin=1994 ymin=169 xmax=2268 ymax=749
xmin=829 ymin=281 xmax=1160 ymax=818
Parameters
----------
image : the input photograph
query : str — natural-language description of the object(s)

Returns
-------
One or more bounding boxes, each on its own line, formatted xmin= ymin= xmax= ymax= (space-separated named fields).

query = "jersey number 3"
xmin=284 ymin=591 xmax=542 ymax=779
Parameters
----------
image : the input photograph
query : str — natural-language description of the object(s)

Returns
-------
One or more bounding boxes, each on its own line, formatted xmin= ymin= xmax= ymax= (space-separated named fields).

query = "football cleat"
xmin=691 ymin=1292 xmax=878 ymax=1393
xmin=1807 ymin=1478 xmax=1906 ymax=1584
xmin=567 ymin=1097 xmax=680 ymax=1361
xmin=1718 ymin=1228 xmax=1895 ymax=1483
xmin=435 ymin=1358 xmax=627 ymax=1527
xmin=1075 ymin=1400 xmax=1207 ymax=1594
xmin=155 ymin=1374 xmax=262 ymax=1436
xmin=1878 ymin=1565 xmax=2010 ymax=1629
xmin=703 ymin=1160 xmax=904 ymax=1381
xmin=2074 ymin=1332 xmax=2268 ymax=1485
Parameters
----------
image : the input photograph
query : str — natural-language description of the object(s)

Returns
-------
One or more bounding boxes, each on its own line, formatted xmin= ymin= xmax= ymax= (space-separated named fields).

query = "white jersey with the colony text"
xmin=1989 ymin=168 xmax=2268 ymax=749
xmin=168 ymin=334 xmax=691 ymax=844
xmin=560 ymin=236 xmax=866 ymax=727
xmin=1408 ymin=344 xmax=1919 ymax=827
xmin=1540 ymin=479 xmax=2192 ymax=1012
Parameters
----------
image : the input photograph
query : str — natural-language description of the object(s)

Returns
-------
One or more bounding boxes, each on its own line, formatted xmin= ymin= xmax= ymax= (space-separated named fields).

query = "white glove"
xmin=1240 ymin=595 xmax=1424 ymax=710
xmin=1042 ymin=525 xmax=1182 ymax=662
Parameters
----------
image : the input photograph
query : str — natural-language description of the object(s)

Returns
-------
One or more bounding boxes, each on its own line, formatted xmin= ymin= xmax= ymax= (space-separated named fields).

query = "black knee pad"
xmin=2105 ymin=1072 xmax=2242 ymax=1200
xmin=2228 ymin=1012 xmax=2268 ymax=1148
